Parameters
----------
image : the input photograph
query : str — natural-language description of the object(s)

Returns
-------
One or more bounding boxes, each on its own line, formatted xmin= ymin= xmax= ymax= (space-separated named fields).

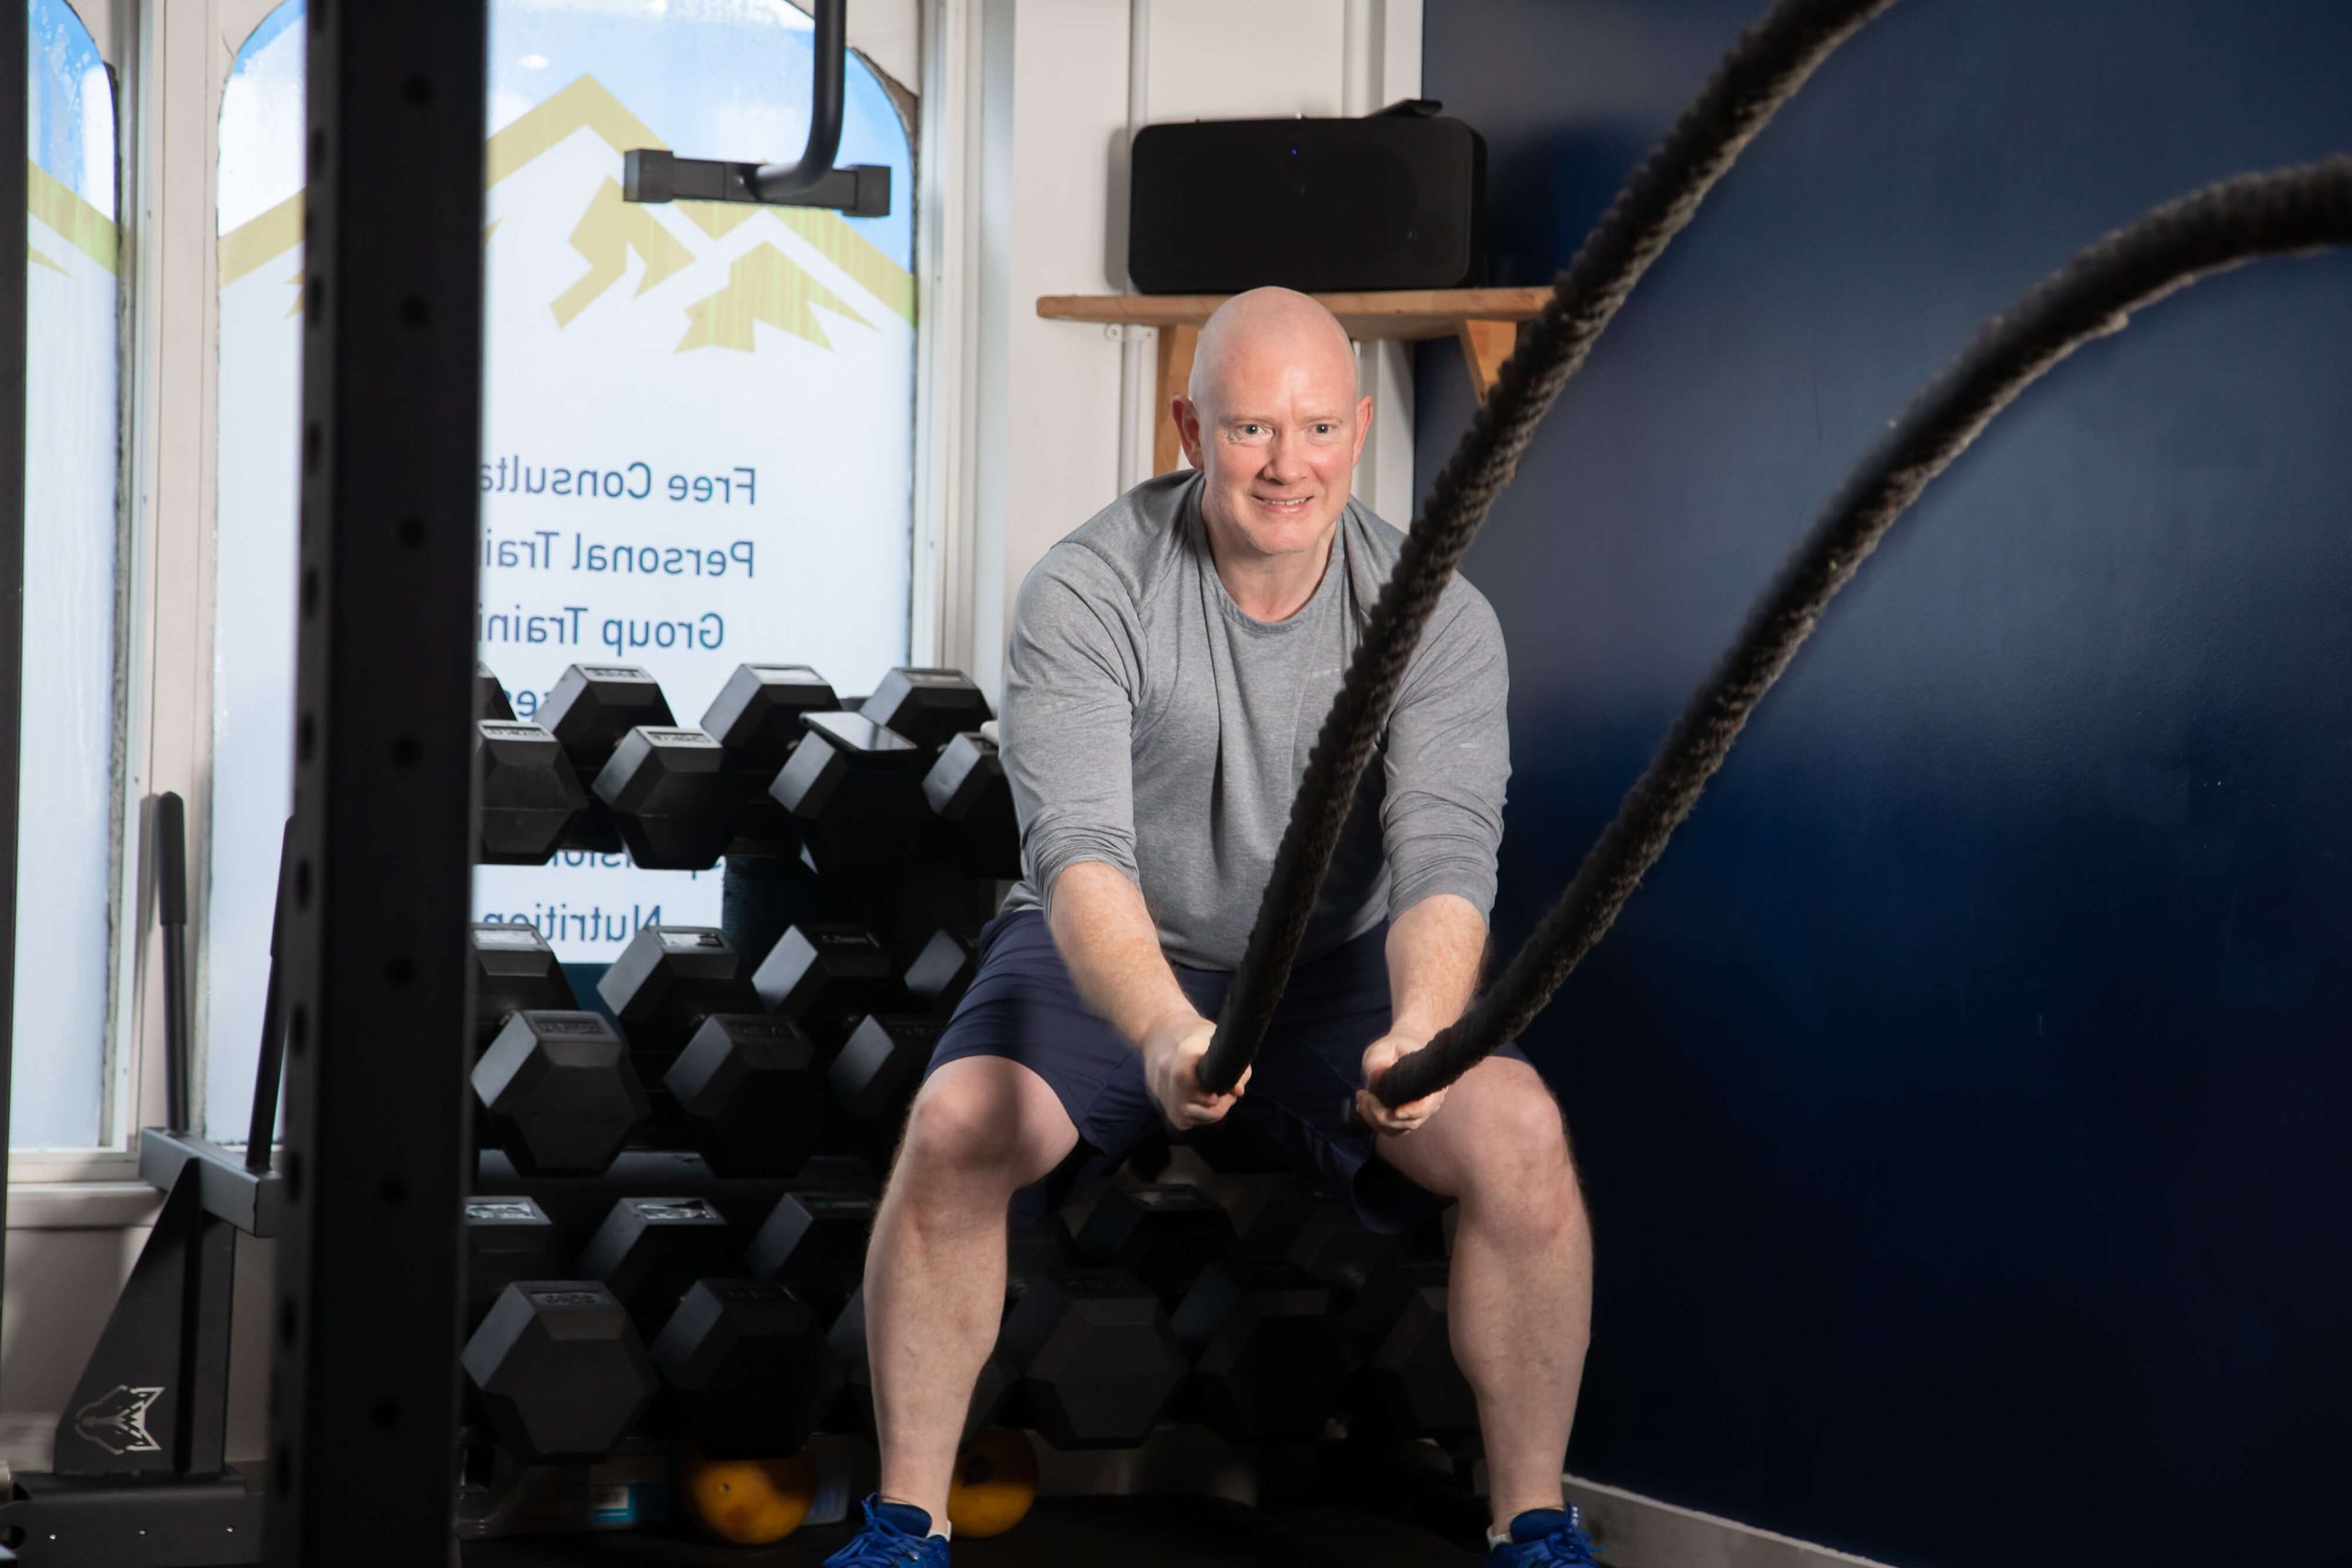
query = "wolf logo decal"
xmin=73 ymin=1383 xmax=164 ymax=1456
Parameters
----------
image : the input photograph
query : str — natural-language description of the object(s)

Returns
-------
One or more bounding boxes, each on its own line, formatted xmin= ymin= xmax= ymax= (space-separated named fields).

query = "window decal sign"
xmin=209 ymin=0 xmax=915 ymax=1139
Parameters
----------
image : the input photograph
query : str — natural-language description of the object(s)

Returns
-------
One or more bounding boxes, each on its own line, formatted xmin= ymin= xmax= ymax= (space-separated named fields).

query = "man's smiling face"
xmin=1176 ymin=288 xmax=1373 ymax=568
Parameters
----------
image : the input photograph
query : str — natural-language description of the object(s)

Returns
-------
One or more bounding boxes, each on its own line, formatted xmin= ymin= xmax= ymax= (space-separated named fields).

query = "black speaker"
xmin=1128 ymin=105 xmax=1487 ymax=295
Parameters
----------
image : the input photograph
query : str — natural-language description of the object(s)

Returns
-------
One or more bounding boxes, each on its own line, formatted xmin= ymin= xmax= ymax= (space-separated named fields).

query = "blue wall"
xmin=1415 ymin=4 xmax=2352 ymax=1563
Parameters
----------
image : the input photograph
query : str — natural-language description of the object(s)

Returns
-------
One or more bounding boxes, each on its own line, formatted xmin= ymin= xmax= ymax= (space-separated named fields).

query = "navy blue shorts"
xmin=922 ymin=909 xmax=1531 ymax=1234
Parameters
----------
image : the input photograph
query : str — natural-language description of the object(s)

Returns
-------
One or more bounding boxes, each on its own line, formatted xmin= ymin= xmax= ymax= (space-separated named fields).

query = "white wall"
xmin=962 ymin=0 xmax=1422 ymax=695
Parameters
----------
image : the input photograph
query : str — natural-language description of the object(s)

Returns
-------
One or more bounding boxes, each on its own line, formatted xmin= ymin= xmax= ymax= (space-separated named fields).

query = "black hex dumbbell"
xmin=460 ymin=1201 xmax=659 ymax=1468
xmin=922 ymin=731 xmax=1021 ymax=880
xmin=830 ymin=1014 xmax=945 ymax=1126
xmin=770 ymin=713 xmax=929 ymax=874
xmin=577 ymin=1195 xmax=841 ymax=1459
xmin=1234 ymin=1179 xmax=1407 ymax=1298
xmin=593 ymin=726 xmax=736 ymax=871
xmin=464 ymin=1197 xmax=569 ymax=1326
xmin=1344 ymin=1256 xmax=1476 ymax=1445
xmin=824 ymin=1222 xmax=1181 ymax=1453
xmin=994 ymin=1224 xmax=1185 ymax=1450
xmin=665 ymin=1014 xmax=826 ymax=1179
xmin=1077 ymin=1184 xmax=1351 ymax=1444
xmin=578 ymin=1196 xmax=741 ymax=1335
xmin=472 ymin=1011 xmax=649 ymax=1177
xmin=469 ymin=922 xmax=576 ymax=1053
xmin=902 ymin=929 xmax=978 ymax=1016
xmin=596 ymin=925 xmax=763 ymax=1091
xmin=752 ymin=924 xmax=894 ymax=1047
xmin=700 ymin=663 xmax=840 ymax=857
xmin=477 ymin=662 xmax=516 ymax=722
xmin=473 ymin=719 xmax=586 ymax=864
xmin=649 ymin=1278 xmax=839 ymax=1460
xmin=537 ymin=663 xmax=674 ymax=854
xmin=748 ymin=1186 xmax=879 ymax=1325
xmin=859 ymin=668 xmax=993 ymax=755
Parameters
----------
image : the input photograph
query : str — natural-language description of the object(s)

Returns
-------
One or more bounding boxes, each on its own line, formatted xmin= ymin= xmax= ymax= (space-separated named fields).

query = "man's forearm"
xmin=1046 ymin=861 xmax=1201 ymax=1048
xmin=1387 ymin=893 xmax=1488 ymax=1039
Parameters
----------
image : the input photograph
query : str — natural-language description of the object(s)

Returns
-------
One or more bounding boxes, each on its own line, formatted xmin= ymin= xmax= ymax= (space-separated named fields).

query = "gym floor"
xmin=465 ymin=1496 xmax=1489 ymax=1565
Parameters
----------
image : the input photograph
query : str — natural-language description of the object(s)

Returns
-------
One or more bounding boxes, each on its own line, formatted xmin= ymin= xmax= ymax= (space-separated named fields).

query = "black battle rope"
xmin=1372 ymin=156 xmax=2352 ymax=1109
xmin=1199 ymin=0 xmax=1902 ymax=1094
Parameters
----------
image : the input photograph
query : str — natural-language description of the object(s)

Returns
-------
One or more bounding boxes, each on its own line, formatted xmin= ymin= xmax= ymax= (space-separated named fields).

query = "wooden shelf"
xmin=1036 ymin=287 xmax=1547 ymax=473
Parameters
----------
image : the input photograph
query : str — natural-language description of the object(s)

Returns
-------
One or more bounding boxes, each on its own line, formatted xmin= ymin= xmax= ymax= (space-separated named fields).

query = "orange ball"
xmin=945 ymin=1428 xmax=1037 ymax=1540
xmin=677 ymin=1446 xmax=818 ymax=1546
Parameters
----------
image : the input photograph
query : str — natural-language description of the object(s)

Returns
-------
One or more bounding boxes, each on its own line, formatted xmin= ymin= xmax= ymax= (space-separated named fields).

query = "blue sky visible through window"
xmin=28 ymin=0 xmax=113 ymax=220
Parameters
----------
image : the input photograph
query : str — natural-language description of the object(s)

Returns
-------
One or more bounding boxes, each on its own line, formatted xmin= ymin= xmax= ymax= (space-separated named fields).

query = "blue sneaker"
xmin=1486 ymin=1505 xmax=1600 ymax=1565
xmin=821 ymin=1495 xmax=952 ymax=1567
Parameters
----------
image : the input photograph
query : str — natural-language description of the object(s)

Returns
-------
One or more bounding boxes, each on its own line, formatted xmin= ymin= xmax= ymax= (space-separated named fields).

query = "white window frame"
xmin=7 ymin=0 xmax=162 ymax=1191
xmin=14 ymin=0 xmax=962 ymax=1207
xmin=910 ymin=0 xmax=982 ymax=673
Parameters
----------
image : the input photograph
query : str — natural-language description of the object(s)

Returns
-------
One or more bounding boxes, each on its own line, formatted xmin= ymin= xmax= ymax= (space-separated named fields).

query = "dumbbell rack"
xmin=457 ymin=660 xmax=1494 ymax=1549
xmin=457 ymin=659 xmax=1016 ymax=1540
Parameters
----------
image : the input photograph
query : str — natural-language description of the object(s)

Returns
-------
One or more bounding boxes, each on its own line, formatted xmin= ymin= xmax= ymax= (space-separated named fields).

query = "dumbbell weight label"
xmin=476 ymin=927 xmax=548 ymax=950
xmin=714 ymin=1019 xmax=803 ymax=1043
xmin=467 ymin=1201 xmax=542 ymax=1224
xmin=534 ymin=1015 xmax=617 ymax=1038
xmin=658 ymin=929 xmax=729 ymax=952
xmin=818 ymin=931 xmax=882 ymax=950
xmin=630 ymin=1199 xmax=722 ymax=1224
xmin=526 ymin=1290 xmax=608 ymax=1310
xmin=708 ymin=1282 xmax=787 ymax=1306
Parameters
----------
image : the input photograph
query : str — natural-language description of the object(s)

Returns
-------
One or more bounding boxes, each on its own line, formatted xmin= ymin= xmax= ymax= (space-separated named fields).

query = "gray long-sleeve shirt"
xmin=998 ymin=470 xmax=1510 ymax=971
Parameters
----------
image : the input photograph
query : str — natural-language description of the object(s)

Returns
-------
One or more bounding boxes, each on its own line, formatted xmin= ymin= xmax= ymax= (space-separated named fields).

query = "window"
xmin=209 ymin=0 xmax=919 ymax=1141
xmin=15 ymin=0 xmax=121 ymax=1151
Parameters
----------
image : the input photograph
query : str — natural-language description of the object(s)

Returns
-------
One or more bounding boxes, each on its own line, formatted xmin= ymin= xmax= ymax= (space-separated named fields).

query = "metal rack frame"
xmin=0 ymin=0 xmax=28 ymax=1325
xmin=259 ymin=3 xmax=489 ymax=1562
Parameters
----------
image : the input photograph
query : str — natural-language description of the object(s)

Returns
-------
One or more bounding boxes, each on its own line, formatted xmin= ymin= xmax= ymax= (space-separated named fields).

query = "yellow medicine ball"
xmin=945 ymin=1428 xmax=1038 ymax=1540
xmin=677 ymin=1445 xmax=818 ymax=1547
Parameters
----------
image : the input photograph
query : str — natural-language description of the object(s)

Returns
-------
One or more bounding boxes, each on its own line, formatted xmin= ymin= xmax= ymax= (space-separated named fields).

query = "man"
xmin=826 ymin=288 xmax=1594 ymax=1567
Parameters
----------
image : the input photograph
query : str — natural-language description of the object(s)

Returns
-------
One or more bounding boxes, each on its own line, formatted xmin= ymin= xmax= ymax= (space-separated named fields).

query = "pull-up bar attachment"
xmin=622 ymin=0 xmax=891 ymax=217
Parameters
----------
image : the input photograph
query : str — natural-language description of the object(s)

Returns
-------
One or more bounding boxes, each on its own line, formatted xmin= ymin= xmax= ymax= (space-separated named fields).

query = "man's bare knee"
xmin=896 ymin=1057 xmax=1075 ymax=1198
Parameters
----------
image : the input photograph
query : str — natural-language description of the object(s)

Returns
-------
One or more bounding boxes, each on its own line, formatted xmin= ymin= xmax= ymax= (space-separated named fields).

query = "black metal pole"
xmin=752 ymin=0 xmax=846 ymax=198
xmin=244 ymin=817 xmax=293 ymax=1171
xmin=155 ymin=793 xmax=191 ymax=1133
xmin=263 ymin=1 xmax=486 ymax=1562
xmin=0 ymin=0 xmax=29 ymax=1422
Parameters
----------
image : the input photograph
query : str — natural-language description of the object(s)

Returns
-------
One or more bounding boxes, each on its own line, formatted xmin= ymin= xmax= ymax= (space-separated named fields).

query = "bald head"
xmin=1172 ymin=287 xmax=1373 ymax=576
xmin=1188 ymin=287 xmax=1358 ymax=412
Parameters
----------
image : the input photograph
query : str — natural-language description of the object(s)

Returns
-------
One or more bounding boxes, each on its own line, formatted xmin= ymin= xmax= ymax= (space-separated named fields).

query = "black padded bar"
xmin=621 ymin=148 xmax=891 ymax=216
xmin=138 ymin=1129 xmax=288 ymax=1238
xmin=0 ymin=0 xmax=28 ymax=1387
xmin=155 ymin=793 xmax=191 ymax=1132
xmin=262 ymin=2 xmax=487 ymax=1562
xmin=244 ymin=817 xmax=293 ymax=1170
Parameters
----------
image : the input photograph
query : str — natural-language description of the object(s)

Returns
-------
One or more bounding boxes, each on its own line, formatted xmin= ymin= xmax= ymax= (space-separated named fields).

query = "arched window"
xmin=209 ymin=0 xmax=919 ymax=1139
xmin=17 ymin=0 xmax=121 ymax=1150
